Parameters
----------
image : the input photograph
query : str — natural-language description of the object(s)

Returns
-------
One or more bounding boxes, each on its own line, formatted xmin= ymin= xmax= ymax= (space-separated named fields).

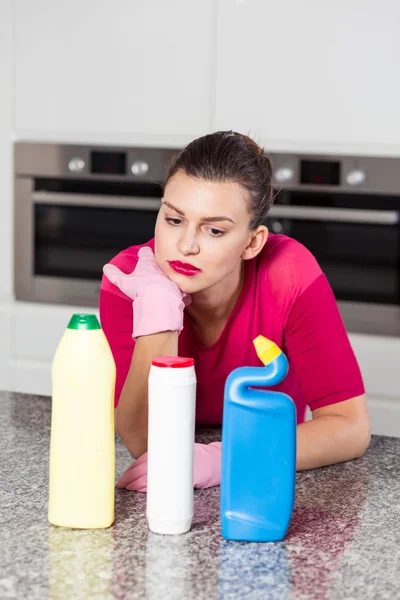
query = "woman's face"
xmin=154 ymin=171 xmax=255 ymax=294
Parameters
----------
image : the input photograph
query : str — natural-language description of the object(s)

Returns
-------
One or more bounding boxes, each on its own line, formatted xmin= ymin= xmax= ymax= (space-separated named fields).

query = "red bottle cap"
xmin=152 ymin=356 xmax=194 ymax=368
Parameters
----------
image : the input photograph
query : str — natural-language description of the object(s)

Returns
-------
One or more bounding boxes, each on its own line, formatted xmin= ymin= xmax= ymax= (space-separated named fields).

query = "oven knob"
xmin=68 ymin=157 xmax=85 ymax=173
xmin=131 ymin=160 xmax=149 ymax=176
xmin=274 ymin=167 xmax=294 ymax=184
xmin=271 ymin=220 xmax=284 ymax=234
xmin=346 ymin=169 xmax=366 ymax=186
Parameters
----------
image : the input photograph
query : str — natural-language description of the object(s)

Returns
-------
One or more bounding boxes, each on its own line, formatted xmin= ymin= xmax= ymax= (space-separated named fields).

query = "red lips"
xmin=172 ymin=261 xmax=199 ymax=270
xmin=168 ymin=261 xmax=201 ymax=277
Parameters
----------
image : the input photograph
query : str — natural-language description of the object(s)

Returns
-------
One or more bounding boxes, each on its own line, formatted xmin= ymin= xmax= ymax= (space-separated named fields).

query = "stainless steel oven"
xmin=14 ymin=142 xmax=400 ymax=336
xmin=14 ymin=142 xmax=176 ymax=307
xmin=267 ymin=153 xmax=400 ymax=336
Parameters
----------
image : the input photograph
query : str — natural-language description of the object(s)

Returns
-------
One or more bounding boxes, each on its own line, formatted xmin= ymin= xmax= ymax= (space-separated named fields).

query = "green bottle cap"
xmin=67 ymin=314 xmax=101 ymax=330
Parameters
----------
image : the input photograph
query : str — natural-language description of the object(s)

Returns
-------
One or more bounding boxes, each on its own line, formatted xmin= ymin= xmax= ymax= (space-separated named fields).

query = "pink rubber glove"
xmin=116 ymin=442 xmax=222 ymax=492
xmin=103 ymin=246 xmax=190 ymax=339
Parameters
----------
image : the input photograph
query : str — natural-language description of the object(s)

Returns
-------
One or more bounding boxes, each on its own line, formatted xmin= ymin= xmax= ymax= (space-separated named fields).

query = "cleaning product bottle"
xmin=146 ymin=356 xmax=196 ymax=535
xmin=220 ymin=335 xmax=296 ymax=542
xmin=48 ymin=313 xmax=116 ymax=529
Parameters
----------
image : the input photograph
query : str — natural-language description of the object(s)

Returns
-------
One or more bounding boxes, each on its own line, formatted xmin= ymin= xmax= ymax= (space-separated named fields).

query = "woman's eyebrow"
xmin=162 ymin=201 xmax=235 ymax=224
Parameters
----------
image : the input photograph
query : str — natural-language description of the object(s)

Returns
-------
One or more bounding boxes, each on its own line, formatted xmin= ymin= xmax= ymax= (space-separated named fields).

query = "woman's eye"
xmin=165 ymin=217 xmax=182 ymax=226
xmin=165 ymin=217 xmax=224 ymax=237
xmin=208 ymin=228 xmax=225 ymax=237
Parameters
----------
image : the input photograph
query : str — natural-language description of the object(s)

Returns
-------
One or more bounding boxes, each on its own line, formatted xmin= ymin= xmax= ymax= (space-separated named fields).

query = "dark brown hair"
xmin=164 ymin=131 xmax=274 ymax=230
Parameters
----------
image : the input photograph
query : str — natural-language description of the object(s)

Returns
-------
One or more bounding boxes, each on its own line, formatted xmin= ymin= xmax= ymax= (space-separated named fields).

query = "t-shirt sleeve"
xmin=99 ymin=250 xmax=138 ymax=408
xmin=284 ymin=271 xmax=365 ymax=412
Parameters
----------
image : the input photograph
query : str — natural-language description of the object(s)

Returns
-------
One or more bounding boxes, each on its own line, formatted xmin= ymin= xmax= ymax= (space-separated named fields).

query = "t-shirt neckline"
xmin=184 ymin=257 xmax=255 ymax=352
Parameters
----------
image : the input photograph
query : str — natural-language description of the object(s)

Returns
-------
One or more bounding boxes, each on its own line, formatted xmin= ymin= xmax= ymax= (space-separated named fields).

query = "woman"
xmin=100 ymin=131 xmax=371 ymax=492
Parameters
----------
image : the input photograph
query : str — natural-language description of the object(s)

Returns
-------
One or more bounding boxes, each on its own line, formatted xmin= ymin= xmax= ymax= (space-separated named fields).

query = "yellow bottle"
xmin=48 ymin=313 xmax=116 ymax=529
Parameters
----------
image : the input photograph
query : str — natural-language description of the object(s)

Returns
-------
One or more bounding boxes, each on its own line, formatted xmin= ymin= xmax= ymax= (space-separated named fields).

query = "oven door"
xmin=15 ymin=180 xmax=161 ymax=306
xmin=267 ymin=201 xmax=400 ymax=335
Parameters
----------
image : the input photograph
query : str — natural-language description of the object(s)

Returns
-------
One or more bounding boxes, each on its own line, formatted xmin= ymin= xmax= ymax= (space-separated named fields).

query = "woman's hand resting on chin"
xmin=103 ymin=246 xmax=191 ymax=339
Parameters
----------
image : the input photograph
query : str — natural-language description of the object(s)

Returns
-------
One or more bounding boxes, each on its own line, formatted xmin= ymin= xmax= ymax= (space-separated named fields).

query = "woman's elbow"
xmin=114 ymin=409 xmax=147 ymax=458
xmin=354 ymin=418 xmax=372 ymax=458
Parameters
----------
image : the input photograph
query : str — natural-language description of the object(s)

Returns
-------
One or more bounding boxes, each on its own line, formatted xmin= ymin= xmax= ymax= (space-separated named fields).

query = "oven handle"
xmin=268 ymin=205 xmax=399 ymax=225
xmin=32 ymin=192 xmax=400 ymax=225
xmin=32 ymin=192 xmax=162 ymax=211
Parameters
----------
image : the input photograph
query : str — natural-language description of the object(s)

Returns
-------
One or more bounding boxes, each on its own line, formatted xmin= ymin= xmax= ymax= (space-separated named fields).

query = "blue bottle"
xmin=220 ymin=335 xmax=296 ymax=542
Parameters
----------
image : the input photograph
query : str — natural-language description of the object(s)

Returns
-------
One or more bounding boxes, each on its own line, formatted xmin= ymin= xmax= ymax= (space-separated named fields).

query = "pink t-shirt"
xmin=99 ymin=234 xmax=365 ymax=425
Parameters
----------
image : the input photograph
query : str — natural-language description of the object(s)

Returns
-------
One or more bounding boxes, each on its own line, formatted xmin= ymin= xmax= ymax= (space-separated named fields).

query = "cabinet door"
xmin=0 ymin=1 xmax=13 ymax=301
xmin=215 ymin=0 xmax=400 ymax=154
xmin=349 ymin=332 xmax=400 ymax=399
xmin=9 ymin=302 xmax=100 ymax=396
xmin=15 ymin=0 xmax=213 ymax=142
xmin=366 ymin=396 xmax=400 ymax=438
xmin=0 ymin=306 xmax=12 ymax=391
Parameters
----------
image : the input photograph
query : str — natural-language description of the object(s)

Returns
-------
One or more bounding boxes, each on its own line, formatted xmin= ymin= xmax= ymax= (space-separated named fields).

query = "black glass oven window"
xmin=34 ymin=204 xmax=157 ymax=280
xmin=267 ymin=191 xmax=400 ymax=305
xmin=278 ymin=221 xmax=399 ymax=304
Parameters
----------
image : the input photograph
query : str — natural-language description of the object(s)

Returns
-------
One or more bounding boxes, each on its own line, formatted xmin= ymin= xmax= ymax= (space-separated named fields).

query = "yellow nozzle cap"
xmin=253 ymin=335 xmax=282 ymax=366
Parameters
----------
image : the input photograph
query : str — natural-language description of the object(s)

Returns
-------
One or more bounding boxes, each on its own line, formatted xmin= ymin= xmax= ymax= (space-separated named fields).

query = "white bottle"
xmin=146 ymin=356 xmax=196 ymax=535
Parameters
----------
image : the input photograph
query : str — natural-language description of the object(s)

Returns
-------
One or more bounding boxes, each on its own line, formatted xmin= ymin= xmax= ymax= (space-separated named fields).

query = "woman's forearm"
xmin=116 ymin=331 xmax=178 ymax=459
xmin=296 ymin=414 xmax=371 ymax=471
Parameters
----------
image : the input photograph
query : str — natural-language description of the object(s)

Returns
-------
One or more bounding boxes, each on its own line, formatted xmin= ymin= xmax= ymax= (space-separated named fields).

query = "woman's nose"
xmin=177 ymin=230 xmax=199 ymax=255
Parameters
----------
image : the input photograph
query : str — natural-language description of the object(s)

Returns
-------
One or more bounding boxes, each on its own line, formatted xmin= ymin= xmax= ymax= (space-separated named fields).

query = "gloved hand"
xmin=103 ymin=246 xmax=191 ymax=339
xmin=116 ymin=442 xmax=222 ymax=492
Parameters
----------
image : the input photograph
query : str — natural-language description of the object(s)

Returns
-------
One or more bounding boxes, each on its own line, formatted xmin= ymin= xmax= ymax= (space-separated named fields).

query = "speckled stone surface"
xmin=1 ymin=391 xmax=400 ymax=599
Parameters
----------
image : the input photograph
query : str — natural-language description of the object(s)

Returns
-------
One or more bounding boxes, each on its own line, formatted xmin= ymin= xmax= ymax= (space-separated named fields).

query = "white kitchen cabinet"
xmin=0 ymin=305 xmax=12 ymax=392
xmin=0 ymin=0 xmax=13 ymax=302
xmin=349 ymin=332 xmax=400 ymax=437
xmin=349 ymin=333 xmax=400 ymax=399
xmin=15 ymin=0 xmax=213 ymax=145
xmin=215 ymin=0 xmax=400 ymax=156
xmin=3 ymin=301 xmax=99 ymax=396
xmin=366 ymin=396 xmax=400 ymax=438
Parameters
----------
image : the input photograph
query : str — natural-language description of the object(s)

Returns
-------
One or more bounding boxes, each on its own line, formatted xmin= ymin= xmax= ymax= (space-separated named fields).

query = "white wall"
xmin=0 ymin=0 xmax=13 ymax=301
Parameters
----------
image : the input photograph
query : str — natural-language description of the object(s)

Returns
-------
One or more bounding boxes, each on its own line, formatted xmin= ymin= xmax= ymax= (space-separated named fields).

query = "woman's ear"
xmin=242 ymin=226 xmax=269 ymax=260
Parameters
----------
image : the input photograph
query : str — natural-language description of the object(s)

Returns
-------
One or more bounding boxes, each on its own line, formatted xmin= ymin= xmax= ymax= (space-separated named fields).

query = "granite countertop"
xmin=1 ymin=392 xmax=400 ymax=600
